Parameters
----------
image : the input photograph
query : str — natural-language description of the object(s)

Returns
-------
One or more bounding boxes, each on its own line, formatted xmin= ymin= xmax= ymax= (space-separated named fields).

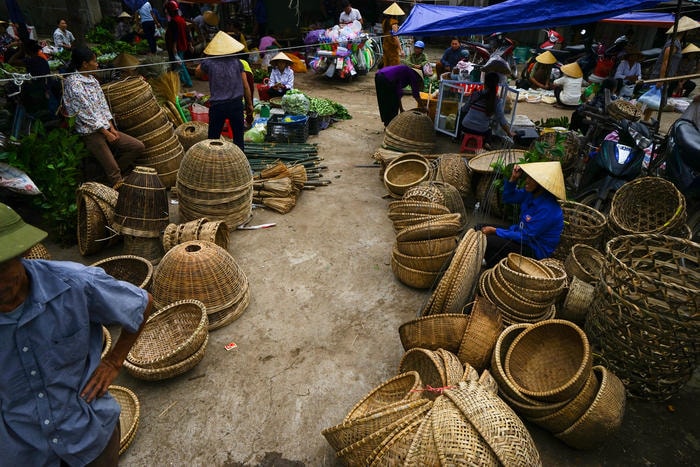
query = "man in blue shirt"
xmin=436 ymin=37 xmax=465 ymax=78
xmin=480 ymin=161 xmax=565 ymax=267
xmin=0 ymin=202 xmax=153 ymax=466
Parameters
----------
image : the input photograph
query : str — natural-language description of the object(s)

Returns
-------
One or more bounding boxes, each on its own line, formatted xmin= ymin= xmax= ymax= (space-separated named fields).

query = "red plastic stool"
xmin=221 ymin=119 xmax=233 ymax=139
xmin=460 ymin=133 xmax=484 ymax=154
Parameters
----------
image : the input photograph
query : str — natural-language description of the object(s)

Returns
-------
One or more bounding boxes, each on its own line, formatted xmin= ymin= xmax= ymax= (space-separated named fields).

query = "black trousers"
xmin=208 ymin=98 xmax=246 ymax=151
xmin=375 ymin=73 xmax=400 ymax=127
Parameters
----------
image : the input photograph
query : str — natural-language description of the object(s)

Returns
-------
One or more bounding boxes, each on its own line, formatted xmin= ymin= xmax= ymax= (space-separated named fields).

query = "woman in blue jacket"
xmin=480 ymin=161 xmax=565 ymax=267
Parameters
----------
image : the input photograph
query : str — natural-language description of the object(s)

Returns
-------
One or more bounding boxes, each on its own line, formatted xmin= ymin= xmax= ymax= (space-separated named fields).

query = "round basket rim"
xmin=89 ymin=254 xmax=154 ymax=289
xmin=123 ymin=333 xmax=208 ymax=381
xmin=468 ymin=149 xmax=526 ymax=174
xmin=108 ymin=384 xmax=140 ymax=452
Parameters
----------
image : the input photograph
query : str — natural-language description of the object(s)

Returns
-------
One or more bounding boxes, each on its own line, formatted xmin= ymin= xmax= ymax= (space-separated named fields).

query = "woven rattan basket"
xmin=344 ymin=371 xmax=423 ymax=422
xmin=124 ymin=333 xmax=208 ymax=381
xmin=21 ymin=242 xmax=51 ymax=260
xmin=113 ymin=167 xmax=169 ymax=238
xmin=109 ymin=385 xmax=140 ymax=456
xmin=497 ymin=257 xmax=565 ymax=291
xmin=123 ymin=108 xmax=171 ymax=138
xmin=101 ymin=325 xmax=112 ymax=359
xmin=175 ymin=121 xmax=209 ymax=151
xmin=116 ymin=99 xmax=164 ymax=129
xmin=122 ymin=235 xmax=164 ymax=265
xmin=564 ymin=243 xmax=605 ymax=283
xmin=368 ymin=412 xmax=426 ymax=465
xmin=484 ymin=268 xmax=553 ymax=318
xmin=384 ymin=159 xmax=432 ymax=198
xmin=398 ymin=348 xmax=448 ymax=399
xmin=457 ymin=296 xmax=503 ymax=371
xmin=560 ymin=277 xmax=595 ymax=323
xmin=127 ymin=299 xmax=208 ymax=369
xmin=395 ymin=236 xmax=458 ymax=257
xmin=388 ymin=199 xmax=449 ymax=216
xmin=405 ymin=406 xmax=440 ymax=466
xmin=399 ymin=314 xmax=469 ymax=354
xmin=403 ymin=183 xmax=446 ymax=205
xmin=609 ymin=177 xmax=687 ymax=235
xmin=505 ymin=319 xmax=592 ymax=403
xmin=151 ymin=241 xmax=250 ymax=329
xmin=552 ymin=200 xmax=607 ymax=259
xmin=391 ymin=245 xmax=454 ymax=272
xmin=90 ymin=255 xmax=154 ymax=289
xmin=473 ymin=173 xmax=505 ymax=218
xmin=495 ymin=266 xmax=565 ymax=305
xmin=435 ymin=153 xmax=471 ymax=198
xmin=467 ymin=149 xmax=525 ymax=174
xmin=395 ymin=214 xmax=463 ymax=243
xmin=384 ymin=110 xmax=436 ymax=152
xmin=391 ymin=256 xmax=442 ymax=289
xmin=606 ymin=99 xmax=642 ymax=121
xmin=554 ymin=366 xmax=626 ymax=450
xmin=77 ymin=194 xmax=110 ymax=256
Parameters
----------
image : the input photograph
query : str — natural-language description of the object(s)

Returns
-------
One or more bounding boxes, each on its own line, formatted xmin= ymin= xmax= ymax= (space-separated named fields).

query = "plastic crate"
xmin=266 ymin=115 xmax=309 ymax=143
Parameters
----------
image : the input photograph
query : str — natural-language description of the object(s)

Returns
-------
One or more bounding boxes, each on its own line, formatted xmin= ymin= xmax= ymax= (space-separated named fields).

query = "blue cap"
xmin=460 ymin=49 xmax=469 ymax=58
xmin=414 ymin=40 xmax=425 ymax=49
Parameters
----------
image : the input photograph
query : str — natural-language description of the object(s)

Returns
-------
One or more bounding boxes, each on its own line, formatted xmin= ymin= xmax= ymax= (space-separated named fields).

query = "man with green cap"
xmin=0 ymin=202 xmax=153 ymax=466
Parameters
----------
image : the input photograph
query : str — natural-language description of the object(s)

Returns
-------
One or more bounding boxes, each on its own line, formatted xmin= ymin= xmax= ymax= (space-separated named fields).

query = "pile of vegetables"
xmin=308 ymin=96 xmax=351 ymax=120
xmin=281 ymin=89 xmax=310 ymax=115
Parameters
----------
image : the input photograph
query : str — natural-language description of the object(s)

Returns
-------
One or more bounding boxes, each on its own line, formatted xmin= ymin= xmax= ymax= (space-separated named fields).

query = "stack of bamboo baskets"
xmin=76 ymin=182 xmax=120 ymax=256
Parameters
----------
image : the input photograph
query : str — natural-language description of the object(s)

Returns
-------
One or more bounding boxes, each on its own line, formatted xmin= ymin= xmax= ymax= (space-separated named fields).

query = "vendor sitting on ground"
xmin=480 ymin=161 xmax=565 ymax=268
xmin=553 ymin=61 xmax=583 ymax=108
xmin=436 ymin=37 xmax=464 ymax=77
xmin=460 ymin=72 xmax=513 ymax=148
xmin=402 ymin=40 xmax=429 ymax=74
xmin=518 ymin=50 xmax=556 ymax=90
xmin=613 ymin=48 xmax=642 ymax=96
xmin=267 ymin=52 xmax=294 ymax=97
xmin=374 ymin=64 xmax=425 ymax=126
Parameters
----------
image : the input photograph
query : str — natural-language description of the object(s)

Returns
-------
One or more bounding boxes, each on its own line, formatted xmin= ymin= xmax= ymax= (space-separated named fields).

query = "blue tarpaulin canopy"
xmin=396 ymin=0 xmax=666 ymax=36
xmin=601 ymin=12 xmax=675 ymax=27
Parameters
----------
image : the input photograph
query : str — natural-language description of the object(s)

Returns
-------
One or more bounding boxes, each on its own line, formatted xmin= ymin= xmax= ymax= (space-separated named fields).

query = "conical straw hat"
xmin=118 ymin=11 xmax=132 ymax=19
xmin=666 ymin=16 xmax=700 ymax=34
xmin=682 ymin=43 xmax=700 ymax=54
xmin=559 ymin=61 xmax=582 ymax=78
xmin=203 ymin=31 xmax=244 ymax=56
xmin=113 ymin=53 xmax=139 ymax=68
xmin=270 ymin=52 xmax=293 ymax=63
xmin=203 ymin=10 xmax=219 ymax=26
xmin=383 ymin=2 xmax=405 ymax=16
xmin=520 ymin=161 xmax=566 ymax=200
xmin=535 ymin=50 xmax=557 ymax=64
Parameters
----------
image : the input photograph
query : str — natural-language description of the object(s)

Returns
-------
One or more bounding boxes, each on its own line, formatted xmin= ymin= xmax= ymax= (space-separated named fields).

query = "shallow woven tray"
xmin=395 ymin=214 xmax=462 ymax=243
xmin=90 ymin=255 xmax=154 ymax=289
xmin=388 ymin=200 xmax=450 ymax=216
xmin=396 ymin=236 xmax=458 ymax=257
xmin=399 ymin=314 xmax=469 ymax=354
xmin=123 ymin=333 xmax=208 ymax=381
xmin=467 ymin=149 xmax=526 ymax=173
xmin=344 ymin=371 xmax=423 ymax=422
xmin=506 ymin=253 xmax=553 ymax=278
xmin=392 ymin=245 xmax=454 ymax=272
xmin=457 ymin=296 xmax=503 ymax=371
xmin=505 ymin=319 xmax=592 ymax=403
xmin=127 ymin=299 xmax=208 ymax=369
xmin=109 ymin=385 xmax=140 ymax=455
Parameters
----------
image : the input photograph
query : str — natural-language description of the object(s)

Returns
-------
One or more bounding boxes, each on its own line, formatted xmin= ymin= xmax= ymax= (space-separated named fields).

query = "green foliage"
xmin=0 ymin=122 xmax=88 ymax=244
xmin=86 ymin=24 xmax=115 ymax=45
xmin=252 ymin=67 xmax=269 ymax=83
xmin=534 ymin=116 xmax=570 ymax=128
xmin=491 ymin=132 xmax=567 ymax=191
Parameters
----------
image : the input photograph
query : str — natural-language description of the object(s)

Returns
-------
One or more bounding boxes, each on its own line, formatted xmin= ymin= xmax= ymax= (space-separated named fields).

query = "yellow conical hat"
xmin=383 ymin=2 xmax=405 ymax=16
xmin=520 ymin=161 xmax=566 ymax=200
xmin=535 ymin=50 xmax=557 ymax=64
xmin=203 ymin=31 xmax=244 ymax=56
xmin=559 ymin=61 xmax=582 ymax=78
xmin=271 ymin=52 xmax=293 ymax=63
xmin=112 ymin=53 xmax=139 ymax=68
xmin=682 ymin=43 xmax=700 ymax=54
xmin=666 ymin=16 xmax=700 ymax=34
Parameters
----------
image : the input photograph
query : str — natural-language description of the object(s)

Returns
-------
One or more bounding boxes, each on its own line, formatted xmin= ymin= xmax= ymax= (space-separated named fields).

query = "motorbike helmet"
xmin=414 ymin=40 xmax=425 ymax=49
xmin=165 ymin=1 xmax=179 ymax=12
xmin=460 ymin=49 xmax=470 ymax=58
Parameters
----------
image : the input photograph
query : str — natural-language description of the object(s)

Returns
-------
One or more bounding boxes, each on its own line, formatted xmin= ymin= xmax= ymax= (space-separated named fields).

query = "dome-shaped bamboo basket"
xmin=435 ymin=153 xmax=471 ymax=198
xmin=113 ymin=167 xmax=170 ymax=237
xmin=150 ymin=240 xmax=250 ymax=330
xmin=177 ymin=139 xmax=253 ymax=228
xmin=175 ymin=121 xmax=209 ymax=152
xmin=384 ymin=110 xmax=436 ymax=152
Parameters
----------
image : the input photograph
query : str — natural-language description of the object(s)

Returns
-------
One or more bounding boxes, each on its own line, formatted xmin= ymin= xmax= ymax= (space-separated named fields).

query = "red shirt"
xmin=166 ymin=15 xmax=189 ymax=52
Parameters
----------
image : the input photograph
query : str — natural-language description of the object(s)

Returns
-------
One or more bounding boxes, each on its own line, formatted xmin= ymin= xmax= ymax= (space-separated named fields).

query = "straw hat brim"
xmin=682 ymin=43 xmax=700 ymax=54
xmin=271 ymin=52 xmax=293 ymax=63
xmin=113 ymin=53 xmax=140 ymax=68
xmin=535 ymin=51 xmax=557 ymax=64
xmin=559 ymin=62 xmax=582 ymax=79
xmin=666 ymin=16 xmax=700 ymax=34
xmin=204 ymin=31 xmax=244 ymax=55
xmin=118 ymin=12 xmax=132 ymax=19
xmin=520 ymin=161 xmax=566 ymax=200
xmin=383 ymin=2 xmax=405 ymax=16
xmin=203 ymin=11 xmax=220 ymax=26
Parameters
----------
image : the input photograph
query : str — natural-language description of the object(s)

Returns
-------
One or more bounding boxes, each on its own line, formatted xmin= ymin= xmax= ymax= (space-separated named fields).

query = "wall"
xmin=0 ymin=0 xmax=103 ymax=40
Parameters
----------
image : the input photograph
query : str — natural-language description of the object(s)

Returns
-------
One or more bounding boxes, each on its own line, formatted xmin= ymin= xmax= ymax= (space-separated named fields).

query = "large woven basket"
xmin=505 ymin=319 xmax=592 ymax=403
xmin=175 ymin=121 xmax=209 ymax=152
xmin=102 ymin=77 xmax=151 ymax=107
xmin=384 ymin=158 xmax=432 ymax=198
xmin=89 ymin=255 xmax=154 ymax=289
xmin=127 ymin=299 xmax=208 ymax=369
xmin=609 ymin=177 xmax=687 ymax=235
xmin=552 ymin=200 xmax=607 ymax=260
xmin=395 ymin=236 xmax=458 ymax=257
xmin=384 ymin=110 xmax=436 ymax=152
xmin=123 ymin=333 xmax=208 ymax=381
xmin=123 ymin=108 xmax=170 ymax=138
xmin=457 ymin=296 xmax=503 ymax=371
xmin=564 ymin=243 xmax=605 ymax=283
xmin=344 ymin=371 xmax=423 ymax=422
xmin=398 ymin=348 xmax=448 ymax=399
xmin=434 ymin=153 xmax=471 ymax=198
xmin=497 ymin=257 xmax=565 ymax=291
xmin=151 ymin=241 xmax=250 ymax=330
xmin=77 ymin=194 xmax=109 ymax=256
xmin=399 ymin=314 xmax=469 ymax=354
xmin=391 ymin=245 xmax=454 ymax=272
xmin=113 ymin=167 xmax=169 ymax=238
xmin=109 ymin=385 xmax=140 ymax=455
xmin=391 ymin=256 xmax=441 ymax=289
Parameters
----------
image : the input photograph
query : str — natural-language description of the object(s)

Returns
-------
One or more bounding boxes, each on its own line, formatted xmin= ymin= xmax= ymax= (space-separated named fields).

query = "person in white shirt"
xmin=267 ymin=52 xmax=295 ymax=97
xmin=553 ymin=61 xmax=583 ymax=108
xmin=338 ymin=0 xmax=363 ymax=26
xmin=614 ymin=48 xmax=642 ymax=96
xmin=53 ymin=19 xmax=75 ymax=50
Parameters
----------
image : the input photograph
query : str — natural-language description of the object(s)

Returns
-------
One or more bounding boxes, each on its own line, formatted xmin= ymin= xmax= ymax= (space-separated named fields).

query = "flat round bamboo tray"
xmin=457 ymin=296 xmax=503 ymax=371
xmin=391 ymin=256 xmax=441 ymax=289
xmin=564 ymin=243 xmax=605 ymax=283
xmin=101 ymin=325 xmax=112 ymax=359
xmin=175 ymin=121 xmax=209 ymax=151
xmin=609 ymin=177 xmax=686 ymax=235
xmin=127 ymin=299 xmax=208 ymax=369
xmin=108 ymin=385 xmax=140 ymax=455
xmin=123 ymin=333 xmax=208 ymax=381
xmin=384 ymin=159 xmax=432 ymax=198
xmin=468 ymin=149 xmax=526 ymax=173
xmin=505 ymin=319 xmax=592 ymax=402
xmin=89 ymin=255 xmax=154 ymax=289
xmin=554 ymin=366 xmax=626 ymax=450
xmin=396 ymin=236 xmax=458 ymax=257
xmin=398 ymin=348 xmax=447 ymax=399
xmin=344 ymin=371 xmax=423 ymax=422
xmin=399 ymin=314 xmax=469 ymax=354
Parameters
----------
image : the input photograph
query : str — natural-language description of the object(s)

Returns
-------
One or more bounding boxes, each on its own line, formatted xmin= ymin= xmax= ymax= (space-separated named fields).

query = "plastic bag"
xmin=638 ymin=86 xmax=662 ymax=110
xmin=0 ymin=162 xmax=41 ymax=195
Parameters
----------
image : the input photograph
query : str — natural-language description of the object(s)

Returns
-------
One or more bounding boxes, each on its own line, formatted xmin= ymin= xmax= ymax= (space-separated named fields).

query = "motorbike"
xmin=459 ymin=39 xmax=491 ymax=67
xmin=484 ymin=32 xmax=517 ymax=78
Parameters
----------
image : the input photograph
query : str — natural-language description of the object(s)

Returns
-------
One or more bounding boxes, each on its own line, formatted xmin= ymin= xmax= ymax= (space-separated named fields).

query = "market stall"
xmin=306 ymin=21 xmax=379 ymax=80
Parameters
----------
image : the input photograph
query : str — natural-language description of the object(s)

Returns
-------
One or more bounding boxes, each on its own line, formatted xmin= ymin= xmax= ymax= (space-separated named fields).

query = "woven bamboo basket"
xmin=495 ymin=266 xmax=566 ymax=305
xmin=405 ymin=406 xmax=440 ymax=466
xmin=114 ymin=99 xmax=164 ymax=129
xmin=77 ymin=182 xmax=119 ymax=232
xmin=457 ymin=296 xmax=503 ymax=371
xmin=552 ymin=200 xmax=607 ymax=260
xmin=139 ymin=133 xmax=180 ymax=157
xmin=177 ymin=139 xmax=253 ymax=228
xmin=136 ymin=146 xmax=185 ymax=189
xmin=122 ymin=235 xmax=164 ymax=265
xmin=108 ymin=385 xmax=140 ymax=456
xmin=344 ymin=371 xmax=423 ymax=422
xmin=101 ymin=326 xmax=112 ymax=359
xmin=479 ymin=273 xmax=556 ymax=325
xmin=113 ymin=167 xmax=169 ymax=238
xmin=403 ymin=183 xmax=445 ymax=205
xmin=175 ymin=121 xmax=209 ymax=152
xmin=564 ymin=243 xmax=605 ymax=283
xmin=444 ymin=381 xmax=542 ymax=467
xmin=609 ymin=177 xmax=687 ymax=235
xmin=395 ymin=236 xmax=458 ymax=257
xmin=559 ymin=277 xmax=595 ymax=323
xmin=123 ymin=333 xmax=208 ymax=381
xmin=380 ymin=152 xmax=431 ymax=179
xmin=467 ymin=149 xmax=526 ymax=174
xmin=529 ymin=366 xmax=600 ymax=434
xmin=368 ymin=413 xmax=426 ymax=465
xmin=485 ymin=268 xmax=553 ymax=317
xmin=428 ymin=181 xmax=467 ymax=229
xmin=506 ymin=253 xmax=553 ymax=277
xmin=505 ymin=319 xmax=592 ymax=403
xmin=384 ymin=159 xmax=432 ymax=198
xmin=127 ymin=299 xmax=208 ymax=369
xmin=434 ymin=153 xmax=471 ymax=198
xmin=384 ymin=110 xmax=436 ymax=152
xmin=197 ymin=220 xmax=229 ymax=250
xmin=436 ymin=348 xmax=466 ymax=386
xmin=395 ymin=214 xmax=463 ymax=243
xmin=109 ymin=86 xmax=156 ymax=116
xmin=391 ymin=245 xmax=454 ymax=272
xmin=392 ymin=213 xmax=456 ymax=233
xmin=391 ymin=256 xmax=441 ymax=289
xmin=536 ymin=130 xmax=581 ymax=174
xmin=151 ymin=241 xmax=250 ymax=329
xmin=77 ymin=193 xmax=110 ymax=256
xmin=398 ymin=348 xmax=447 ymax=400
xmin=606 ymin=98 xmax=642 ymax=121
xmin=388 ymin=199 xmax=449 ymax=216
xmin=102 ymin=77 xmax=151 ymax=106
xmin=123 ymin=109 xmax=170 ymax=138
xmin=139 ymin=122 xmax=177 ymax=148
xmin=90 ymin=255 xmax=154 ymax=289
xmin=497 ymin=257 xmax=565 ymax=291
xmin=473 ymin=173 xmax=504 ymax=218
xmin=206 ymin=281 xmax=250 ymax=331
xmin=554 ymin=366 xmax=626 ymax=450
xmin=399 ymin=314 xmax=469 ymax=354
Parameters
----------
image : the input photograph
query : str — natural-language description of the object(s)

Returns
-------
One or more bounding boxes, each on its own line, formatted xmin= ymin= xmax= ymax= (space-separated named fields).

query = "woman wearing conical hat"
xmin=552 ymin=61 xmax=583 ymax=108
xmin=521 ymin=50 xmax=556 ymax=90
xmin=381 ymin=2 xmax=404 ymax=68
xmin=268 ymin=52 xmax=294 ymax=97
xmin=480 ymin=162 xmax=565 ymax=268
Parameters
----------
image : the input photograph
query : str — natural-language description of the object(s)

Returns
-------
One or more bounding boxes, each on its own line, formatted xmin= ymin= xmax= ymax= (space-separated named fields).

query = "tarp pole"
xmin=656 ymin=0 xmax=683 ymax=125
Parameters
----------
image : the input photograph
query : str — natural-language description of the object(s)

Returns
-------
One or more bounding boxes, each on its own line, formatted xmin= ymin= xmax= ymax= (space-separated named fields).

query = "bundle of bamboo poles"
xmin=251 ymin=161 xmax=330 ymax=214
xmin=245 ymin=142 xmax=327 ymax=181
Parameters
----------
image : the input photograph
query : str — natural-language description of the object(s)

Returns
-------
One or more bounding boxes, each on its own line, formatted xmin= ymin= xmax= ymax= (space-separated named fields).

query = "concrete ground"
xmin=36 ymin=66 xmax=699 ymax=465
